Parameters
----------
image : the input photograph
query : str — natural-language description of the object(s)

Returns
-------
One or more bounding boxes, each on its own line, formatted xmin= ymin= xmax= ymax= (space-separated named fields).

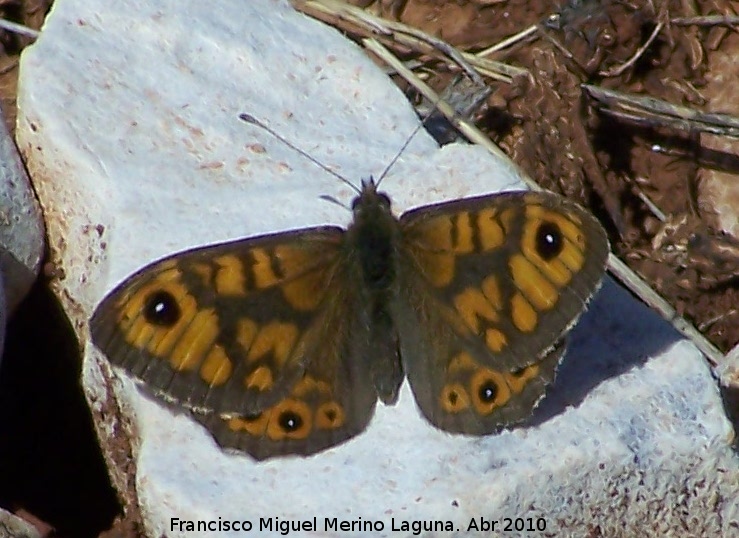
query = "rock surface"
xmin=0 ymin=109 xmax=44 ymax=315
xmin=0 ymin=508 xmax=42 ymax=538
xmin=16 ymin=0 xmax=738 ymax=536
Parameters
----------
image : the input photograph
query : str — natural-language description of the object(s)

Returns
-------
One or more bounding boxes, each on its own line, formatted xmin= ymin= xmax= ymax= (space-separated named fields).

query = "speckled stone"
xmin=16 ymin=0 xmax=738 ymax=536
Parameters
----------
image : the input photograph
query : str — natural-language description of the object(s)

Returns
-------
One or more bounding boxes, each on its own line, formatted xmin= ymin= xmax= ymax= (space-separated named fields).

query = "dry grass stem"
xmin=584 ymin=84 xmax=739 ymax=137
xmin=291 ymin=0 xmax=523 ymax=82
xmin=599 ymin=20 xmax=664 ymax=77
xmin=671 ymin=15 xmax=739 ymax=27
xmin=606 ymin=255 xmax=724 ymax=367
xmin=0 ymin=17 xmax=39 ymax=38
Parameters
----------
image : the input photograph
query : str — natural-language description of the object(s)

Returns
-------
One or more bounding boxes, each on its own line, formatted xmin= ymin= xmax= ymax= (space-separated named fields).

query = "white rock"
xmin=16 ymin=0 xmax=738 ymax=536
xmin=0 ymin=112 xmax=44 ymax=315
xmin=0 ymin=508 xmax=42 ymax=538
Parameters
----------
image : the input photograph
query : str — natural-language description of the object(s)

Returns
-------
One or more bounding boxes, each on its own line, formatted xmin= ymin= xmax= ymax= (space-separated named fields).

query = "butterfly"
xmin=90 ymin=176 xmax=609 ymax=460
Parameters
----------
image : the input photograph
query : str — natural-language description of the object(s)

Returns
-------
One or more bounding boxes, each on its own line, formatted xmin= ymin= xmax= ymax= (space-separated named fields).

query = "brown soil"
xmin=0 ymin=0 xmax=47 ymax=131
xmin=348 ymin=0 xmax=739 ymax=355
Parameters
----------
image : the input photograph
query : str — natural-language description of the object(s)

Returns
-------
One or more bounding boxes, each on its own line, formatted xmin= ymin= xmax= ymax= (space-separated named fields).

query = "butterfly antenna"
xmin=239 ymin=113 xmax=361 ymax=194
xmin=374 ymin=119 xmax=428 ymax=189
xmin=375 ymin=73 xmax=493 ymax=188
xmin=374 ymin=85 xmax=467 ymax=188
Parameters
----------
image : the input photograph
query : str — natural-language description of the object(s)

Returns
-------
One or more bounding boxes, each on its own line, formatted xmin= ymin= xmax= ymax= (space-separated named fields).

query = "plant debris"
xmin=296 ymin=0 xmax=739 ymax=360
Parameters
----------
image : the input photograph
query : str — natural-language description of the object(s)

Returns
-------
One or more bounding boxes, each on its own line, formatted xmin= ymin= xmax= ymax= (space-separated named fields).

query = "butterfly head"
xmin=351 ymin=177 xmax=393 ymax=224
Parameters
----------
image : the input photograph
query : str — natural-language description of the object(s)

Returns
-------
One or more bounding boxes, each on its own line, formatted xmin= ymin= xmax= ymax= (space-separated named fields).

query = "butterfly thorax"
xmin=346 ymin=178 xmax=401 ymax=294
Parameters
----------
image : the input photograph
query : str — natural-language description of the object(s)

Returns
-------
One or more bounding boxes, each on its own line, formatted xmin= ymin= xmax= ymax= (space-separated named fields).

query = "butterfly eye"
xmin=535 ymin=221 xmax=564 ymax=260
xmin=278 ymin=410 xmax=303 ymax=432
xmin=470 ymin=368 xmax=511 ymax=415
xmin=143 ymin=290 xmax=181 ymax=326
xmin=267 ymin=399 xmax=313 ymax=440
xmin=477 ymin=381 xmax=498 ymax=404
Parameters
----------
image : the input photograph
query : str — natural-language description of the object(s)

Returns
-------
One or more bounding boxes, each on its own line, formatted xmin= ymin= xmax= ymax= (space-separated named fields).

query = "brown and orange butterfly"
xmin=91 ymin=158 xmax=608 ymax=461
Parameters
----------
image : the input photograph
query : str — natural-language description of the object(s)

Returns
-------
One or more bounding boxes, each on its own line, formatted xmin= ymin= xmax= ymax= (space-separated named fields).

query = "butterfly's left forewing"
xmin=395 ymin=191 xmax=608 ymax=434
xmin=91 ymin=226 xmax=379 ymax=458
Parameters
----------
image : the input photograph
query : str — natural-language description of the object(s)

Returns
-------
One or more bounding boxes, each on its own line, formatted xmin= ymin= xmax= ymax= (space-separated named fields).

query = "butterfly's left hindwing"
xmin=395 ymin=191 xmax=608 ymax=433
xmin=191 ymin=264 xmax=380 ymax=460
xmin=91 ymin=227 xmax=379 ymax=459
